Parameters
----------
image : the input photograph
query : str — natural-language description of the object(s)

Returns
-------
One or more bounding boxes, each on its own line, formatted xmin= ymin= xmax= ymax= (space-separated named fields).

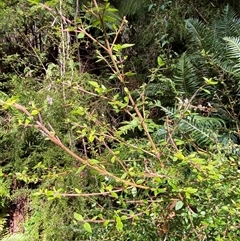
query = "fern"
xmin=173 ymin=53 xmax=200 ymax=97
xmin=117 ymin=117 xmax=141 ymax=136
xmin=113 ymin=0 xmax=149 ymax=16
xmin=0 ymin=217 xmax=9 ymax=241
xmin=159 ymin=106 xmax=228 ymax=147
xmin=223 ymin=37 xmax=240 ymax=77
xmin=176 ymin=5 xmax=240 ymax=143
xmin=0 ymin=234 xmax=25 ymax=241
xmin=215 ymin=5 xmax=240 ymax=37
xmin=185 ymin=18 xmax=213 ymax=51
xmin=179 ymin=115 xmax=225 ymax=146
xmin=184 ymin=5 xmax=240 ymax=80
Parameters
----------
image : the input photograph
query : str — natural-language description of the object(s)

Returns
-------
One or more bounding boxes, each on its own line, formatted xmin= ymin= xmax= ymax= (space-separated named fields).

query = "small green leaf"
xmin=76 ymin=165 xmax=86 ymax=174
xmin=124 ymin=96 xmax=129 ymax=103
xmin=83 ymin=222 xmax=92 ymax=233
xmin=157 ymin=56 xmax=165 ymax=67
xmin=111 ymin=191 xmax=118 ymax=199
xmin=24 ymin=117 xmax=32 ymax=125
xmin=175 ymin=200 xmax=184 ymax=211
xmin=78 ymin=32 xmax=85 ymax=39
xmin=89 ymin=81 xmax=100 ymax=88
xmin=201 ymin=88 xmax=211 ymax=94
xmin=28 ymin=0 xmax=40 ymax=4
xmin=89 ymin=159 xmax=99 ymax=165
xmin=74 ymin=212 xmax=83 ymax=221
xmin=113 ymin=44 xmax=134 ymax=52
xmin=131 ymin=187 xmax=137 ymax=197
xmin=121 ymin=215 xmax=128 ymax=220
xmin=111 ymin=156 xmax=116 ymax=163
xmin=125 ymin=71 xmax=136 ymax=76
xmin=31 ymin=109 xmax=39 ymax=116
xmin=74 ymin=188 xmax=82 ymax=194
xmin=136 ymin=179 xmax=144 ymax=184
xmin=70 ymin=107 xmax=86 ymax=116
xmin=88 ymin=134 xmax=95 ymax=142
xmin=120 ymin=172 xmax=127 ymax=179
xmin=121 ymin=43 xmax=135 ymax=49
xmin=0 ymin=169 xmax=3 ymax=177
xmin=185 ymin=187 xmax=198 ymax=194
xmin=106 ymin=7 xmax=118 ymax=12
xmin=103 ymin=220 xmax=110 ymax=227
xmin=174 ymin=151 xmax=185 ymax=160
xmin=203 ymin=77 xmax=218 ymax=85
xmin=116 ymin=216 xmax=123 ymax=231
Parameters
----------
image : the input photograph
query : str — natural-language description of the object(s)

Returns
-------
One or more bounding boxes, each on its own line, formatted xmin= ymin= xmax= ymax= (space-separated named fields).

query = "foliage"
xmin=178 ymin=5 xmax=240 ymax=144
xmin=0 ymin=1 xmax=240 ymax=241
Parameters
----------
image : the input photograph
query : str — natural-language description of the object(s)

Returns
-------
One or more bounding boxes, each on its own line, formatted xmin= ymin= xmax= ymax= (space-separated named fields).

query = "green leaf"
xmin=88 ymin=81 xmax=100 ymax=88
xmin=157 ymin=56 xmax=165 ymax=67
xmin=74 ymin=212 xmax=83 ymax=221
xmin=31 ymin=109 xmax=39 ymax=116
xmin=125 ymin=71 xmax=136 ymax=77
xmin=0 ymin=169 xmax=3 ymax=177
xmin=131 ymin=187 xmax=137 ymax=197
xmin=174 ymin=151 xmax=185 ymax=161
xmin=111 ymin=155 xmax=116 ymax=163
xmin=201 ymin=87 xmax=211 ymax=94
xmin=184 ymin=187 xmax=198 ymax=199
xmin=121 ymin=215 xmax=128 ymax=220
xmin=121 ymin=43 xmax=135 ymax=49
xmin=89 ymin=159 xmax=99 ymax=165
xmin=106 ymin=7 xmax=118 ymax=12
xmin=74 ymin=188 xmax=82 ymax=194
xmin=185 ymin=187 xmax=198 ymax=194
xmin=83 ymin=222 xmax=92 ymax=233
xmin=111 ymin=191 xmax=118 ymax=199
xmin=88 ymin=133 xmax=95 ymax=142
xmin=76 ymin=165 xmax=86 ymax=174
xmin=136 ymin=179 xmax=144 ymax=184
xmin=203 ymin=77 xmax=218 ymax=85
xmin=103 ymin=220 xmax=110 ymax=227
xmin=70 ymin=107 xmax=86 ymax=116
xmin=120 ymin=172 xmax=127 ymax=179
xmin=113 ymin=44 xmax=134 ymax=52
xmin=77 ymin=32 xmax=85 ymax=39
xmin=28 ymin=0 xmax=40 ymax=4
xmin=115 ymin=216 xmax=123 ymax=231
xmin=175 ymin=200 xmax=184 ymax=210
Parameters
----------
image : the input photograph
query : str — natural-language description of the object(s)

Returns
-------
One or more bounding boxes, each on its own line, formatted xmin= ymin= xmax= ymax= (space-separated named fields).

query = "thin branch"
xmin=12 ymin=103 xmax=150 ymax=190
xmin=60 ymin=187 xmax=124 ymax=197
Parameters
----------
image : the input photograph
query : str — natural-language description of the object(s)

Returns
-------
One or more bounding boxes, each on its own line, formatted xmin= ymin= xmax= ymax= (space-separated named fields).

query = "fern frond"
xmin=173 ymin=53 xmax=200 ymax=97
xmin=160 ymin=106 xmax=177 ymax=119
xmin=0 ymin=217 xmax=9 ymax=241
xmin=185 ymin=18 xmax=225 ymax=56
xmin=160 ymin=106 xmax=228 ymax=147
xmin=179 ymin=115 xmax=225 ymax=146
xmin=117 ymin=117 xmax=141 ymax=136
xmin=0 ymin=234 xmax=25 ymax=241
xmin=185 ymin=18 xmax=212 ymax=50
xmin=215 ymin=5 xmax=240 ymax=37
xmin=224 ymin=37 xmax=240 ymax=59
xmin=223 ymin=37 xmax=240 ymax=76
xmin=112 ymin=0 xmax=148 ymax=16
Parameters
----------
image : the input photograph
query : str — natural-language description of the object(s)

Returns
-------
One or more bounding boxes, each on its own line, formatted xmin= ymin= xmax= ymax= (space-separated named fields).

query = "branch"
xmin=12 ymin=103 xmax=150 ymax=190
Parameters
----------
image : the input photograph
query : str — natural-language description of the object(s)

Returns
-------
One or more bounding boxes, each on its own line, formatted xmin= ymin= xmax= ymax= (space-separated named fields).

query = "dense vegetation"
xmin=0 ymin=0 xmax=240 ymax=240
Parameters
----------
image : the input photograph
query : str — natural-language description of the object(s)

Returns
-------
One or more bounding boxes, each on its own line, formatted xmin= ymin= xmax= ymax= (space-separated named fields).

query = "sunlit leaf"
xmin=83 ymin=222 xmax=92 ymax=233
xmin=116 ymin=216 xmax=123 ymax=231
xmin=74 ymin=212 xmax=83 ymax=221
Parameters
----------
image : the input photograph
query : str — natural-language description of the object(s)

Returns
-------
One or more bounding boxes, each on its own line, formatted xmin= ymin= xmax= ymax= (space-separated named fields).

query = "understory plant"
xmin=0 ymin=1 xmax=239 ymax=241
